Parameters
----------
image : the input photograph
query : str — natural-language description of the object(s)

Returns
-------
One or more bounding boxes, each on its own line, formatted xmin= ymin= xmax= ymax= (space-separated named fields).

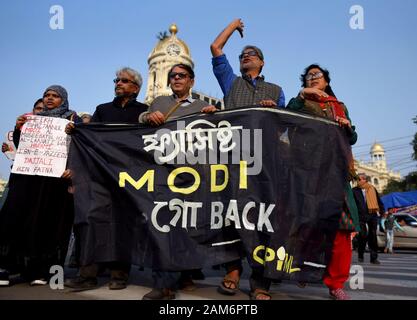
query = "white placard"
xmin=3 ymin=131 xmax=16 ymax=161
xmin=11 ymin=115 xmax=70 ymax=177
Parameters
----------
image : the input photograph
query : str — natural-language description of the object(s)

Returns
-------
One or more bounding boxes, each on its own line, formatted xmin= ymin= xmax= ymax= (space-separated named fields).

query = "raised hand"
xmin=16 ymin=114 xmax=28 ymax=130
xmin=300 ymin=88 xmax=329 ymax=100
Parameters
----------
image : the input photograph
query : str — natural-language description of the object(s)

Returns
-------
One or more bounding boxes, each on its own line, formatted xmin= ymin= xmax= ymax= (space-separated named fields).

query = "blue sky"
xmin=0 ymin=0 xmax=416 ymax=179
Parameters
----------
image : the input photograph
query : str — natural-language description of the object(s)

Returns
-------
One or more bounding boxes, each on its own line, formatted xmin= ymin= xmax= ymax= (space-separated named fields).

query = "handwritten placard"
xmin=11 ymin=116 xmax=70 ymax=177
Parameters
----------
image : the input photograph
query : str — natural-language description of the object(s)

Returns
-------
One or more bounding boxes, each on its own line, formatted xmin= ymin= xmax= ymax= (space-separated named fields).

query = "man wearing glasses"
xmin=210 ymin=19 xmax=285 ymax=300
xmin=139 ymin=63 xmax=217 ymax=125
xmin=65 ymin=67 xmax=148 ymax=292
xmin=90 ymin=67 xmax=148 ymax=123
xmin=210 ymin=19 xmax=285 ymax=110
xmin=139 ymin=63 xmax=216 ymax=300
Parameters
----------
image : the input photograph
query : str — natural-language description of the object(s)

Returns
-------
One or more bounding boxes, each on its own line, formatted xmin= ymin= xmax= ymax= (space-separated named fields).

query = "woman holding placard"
xmin=0 ymin=85 xmax=80 ymax=286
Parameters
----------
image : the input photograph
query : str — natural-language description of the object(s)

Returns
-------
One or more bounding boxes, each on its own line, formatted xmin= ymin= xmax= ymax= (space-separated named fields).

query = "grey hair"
xmin=116 ymin=67 xmax=143 ymax=88
xmin=241 ymin=45 xmax=264 ymax=61
xmin=240 ymin=45 xmax=264 ymax=73
xmin=358 ymin=173 xmax=370 ymax=181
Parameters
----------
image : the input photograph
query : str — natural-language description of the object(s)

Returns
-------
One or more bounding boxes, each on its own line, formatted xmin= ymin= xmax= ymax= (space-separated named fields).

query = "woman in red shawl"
xmin=287 ymin=64 xmax=360 ymax=300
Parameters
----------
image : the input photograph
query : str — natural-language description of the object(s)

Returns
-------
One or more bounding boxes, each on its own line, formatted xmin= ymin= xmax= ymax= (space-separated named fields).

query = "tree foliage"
xmin=383 ymin=171 xmax=417 ymax=195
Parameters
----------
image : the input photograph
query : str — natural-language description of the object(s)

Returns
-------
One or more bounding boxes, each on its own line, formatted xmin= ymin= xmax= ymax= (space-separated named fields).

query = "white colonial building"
xmin=354 ymin=142 xmax=401 ymax=193
xmin=145 ymin=24 xmax=223 ymax=108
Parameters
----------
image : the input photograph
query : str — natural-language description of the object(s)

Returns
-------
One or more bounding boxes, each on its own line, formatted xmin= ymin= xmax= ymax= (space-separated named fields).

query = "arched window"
xmin=374 ymin=178 xmax=379 ymax=185
xmin=152 ymin=72 xmax=156 ymax=91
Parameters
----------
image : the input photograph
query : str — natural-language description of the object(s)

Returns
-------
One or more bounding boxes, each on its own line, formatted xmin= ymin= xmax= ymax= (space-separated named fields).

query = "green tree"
xmin=383 ymin=171 xmax=417 ymax=195
xmin=383 ymin=179 xmax=406 ymax=195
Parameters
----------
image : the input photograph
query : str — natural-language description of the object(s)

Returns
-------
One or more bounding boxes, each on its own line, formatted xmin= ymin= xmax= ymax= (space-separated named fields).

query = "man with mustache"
xmin=210 ymin=18 xmax=285 ymax=110
xmin=210 ymin=18 xmax=286 ymax=300
xmin=65 ymin=67 xmax=148 ymax=291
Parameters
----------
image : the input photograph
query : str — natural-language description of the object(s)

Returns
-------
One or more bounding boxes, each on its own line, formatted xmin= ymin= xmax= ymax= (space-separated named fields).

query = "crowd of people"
xmin=0 ymin=19 xmax=389 ymax=300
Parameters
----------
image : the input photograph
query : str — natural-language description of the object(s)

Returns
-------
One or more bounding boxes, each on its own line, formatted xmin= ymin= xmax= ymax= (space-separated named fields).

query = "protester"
xmin=0 ymin=85 xmax=80 ymax=286
xmin=139 ymin=63 xmax=217 ymax=125
xmin=78 ymin=112 xmax=92 ymax=124
xmin=210 ymin=18 xmax=286 ymax=300
xmin=140 ymin=63 xmax=216 ymax=300
xmin=1 ymin=98 xmax=44 ymax=155
xmin=210 ymin=18 xmax=285 ymax=110
xmin=90 ymin=67 xmax=148 ymax=123
xmin=352 ymin=173 xmax=385 ymax=264
xmin=287 ymin=64 xmax=360 ymax=300
xmin=65 ymin=67 xmax=148 ymax=291
xmin=0 ymin=99 xmax=45 ymax=213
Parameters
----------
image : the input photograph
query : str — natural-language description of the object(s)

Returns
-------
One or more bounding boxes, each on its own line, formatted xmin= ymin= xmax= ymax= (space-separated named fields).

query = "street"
xmin=1 ymin=250 xmax=416 ymax=300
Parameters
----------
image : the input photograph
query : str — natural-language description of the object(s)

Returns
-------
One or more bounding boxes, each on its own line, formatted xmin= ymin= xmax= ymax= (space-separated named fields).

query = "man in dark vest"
xmin=209 ymin=19 xmax=285 ymax=300
xmin=210 ymin=18 xmax=285 ymax=110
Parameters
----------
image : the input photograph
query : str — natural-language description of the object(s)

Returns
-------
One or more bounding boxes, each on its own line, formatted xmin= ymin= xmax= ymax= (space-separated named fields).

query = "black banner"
xmin=69 ymin=107 xmax=351 ymax=282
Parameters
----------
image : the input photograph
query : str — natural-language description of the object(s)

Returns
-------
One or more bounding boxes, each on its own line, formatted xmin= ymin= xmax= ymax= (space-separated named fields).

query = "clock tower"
xmin=145 ymin=24 xmax=194 ymax=104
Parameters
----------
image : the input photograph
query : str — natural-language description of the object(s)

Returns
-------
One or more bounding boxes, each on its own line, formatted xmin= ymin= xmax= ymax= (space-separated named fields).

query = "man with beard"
xmin=210 ymin=18 xmax=285 ymax=300
xmin=210 ymin=18 xmax=285 ymax=110
xmin=65 ymin=67 xmax=148 ymax=291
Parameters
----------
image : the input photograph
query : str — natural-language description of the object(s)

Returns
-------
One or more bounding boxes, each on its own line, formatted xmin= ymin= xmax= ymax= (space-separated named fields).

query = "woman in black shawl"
xmin=0 ymin=85 xmax=80 ymax=286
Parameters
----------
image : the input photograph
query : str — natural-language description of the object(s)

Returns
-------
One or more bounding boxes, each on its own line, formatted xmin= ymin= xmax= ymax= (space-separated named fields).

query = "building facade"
xmin=354 ymin=142 xmax=401 ymax=193
xmin=144 ymin=24 xmax=223 ymax=109
xmin=145 ymin=24 xmax=194 ymax=105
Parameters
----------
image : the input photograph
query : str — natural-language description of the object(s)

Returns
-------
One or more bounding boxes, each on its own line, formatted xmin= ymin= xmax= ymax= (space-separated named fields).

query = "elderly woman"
xmin=0 ymin=85 xmax=80 ymax=286
xmin=287 ymin=65 xmax=360 ymax=300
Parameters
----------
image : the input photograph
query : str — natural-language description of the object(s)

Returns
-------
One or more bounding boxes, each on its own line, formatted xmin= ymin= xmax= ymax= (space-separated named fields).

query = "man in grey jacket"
xmin=139 ymin=63 xmax=217 ymax=125
xmin=141 ymin=63 xmax=216 ymax=300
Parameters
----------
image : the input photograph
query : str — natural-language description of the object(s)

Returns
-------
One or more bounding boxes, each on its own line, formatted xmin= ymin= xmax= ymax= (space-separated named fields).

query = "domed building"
xmin=354 ymin=142 xmax=401 ymax=193
xmin=144 ymin=24 xmax=223 ymax=108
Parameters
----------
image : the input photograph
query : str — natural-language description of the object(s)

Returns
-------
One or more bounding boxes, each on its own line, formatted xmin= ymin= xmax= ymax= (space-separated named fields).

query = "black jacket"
xmin=91 ymin=97 xmax=148 ymax=123
xmin=352 ymin=186 xmax=385 ymax=219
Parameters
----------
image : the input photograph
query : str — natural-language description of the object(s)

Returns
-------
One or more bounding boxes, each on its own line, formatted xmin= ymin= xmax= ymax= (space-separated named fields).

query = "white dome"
xmin=371 ymin=142 xmax=384 ymax=153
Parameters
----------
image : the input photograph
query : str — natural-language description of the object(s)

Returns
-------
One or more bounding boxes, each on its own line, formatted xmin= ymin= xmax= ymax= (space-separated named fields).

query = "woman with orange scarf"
xmin=287 ymin=64 xmax=360 ymax=300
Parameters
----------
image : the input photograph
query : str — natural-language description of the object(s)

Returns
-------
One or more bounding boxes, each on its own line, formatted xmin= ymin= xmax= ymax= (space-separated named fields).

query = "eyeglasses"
xmin=113 ymin=78 xmax=137 ymax=85
xmin=168 ymin=72 xmax=190 ymax=79
xmin=305 ymin=72 xmax=324 ymax=81
xmin=239 ymin=50 xmax=259 ymax=60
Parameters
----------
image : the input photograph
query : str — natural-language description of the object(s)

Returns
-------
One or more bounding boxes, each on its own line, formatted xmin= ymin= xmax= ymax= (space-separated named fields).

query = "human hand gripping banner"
xmin=69 ymin=107 xmax=351 ymax=283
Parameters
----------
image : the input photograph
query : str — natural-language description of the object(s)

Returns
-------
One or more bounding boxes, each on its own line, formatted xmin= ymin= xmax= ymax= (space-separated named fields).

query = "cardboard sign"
xmin=11 ymin=115 xmax=70 ymax=177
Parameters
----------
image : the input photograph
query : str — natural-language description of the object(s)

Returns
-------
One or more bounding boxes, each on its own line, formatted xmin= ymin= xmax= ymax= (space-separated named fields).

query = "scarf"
xmin=305 ymin=95 xmax=357 ymax=180
xmin=38 ymin=85 xmax=76 ymax=119
xmin=315 ymin=95 xmax=347 ymax=120
xmin=358 ymin=181 xmax=380 ymax=213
